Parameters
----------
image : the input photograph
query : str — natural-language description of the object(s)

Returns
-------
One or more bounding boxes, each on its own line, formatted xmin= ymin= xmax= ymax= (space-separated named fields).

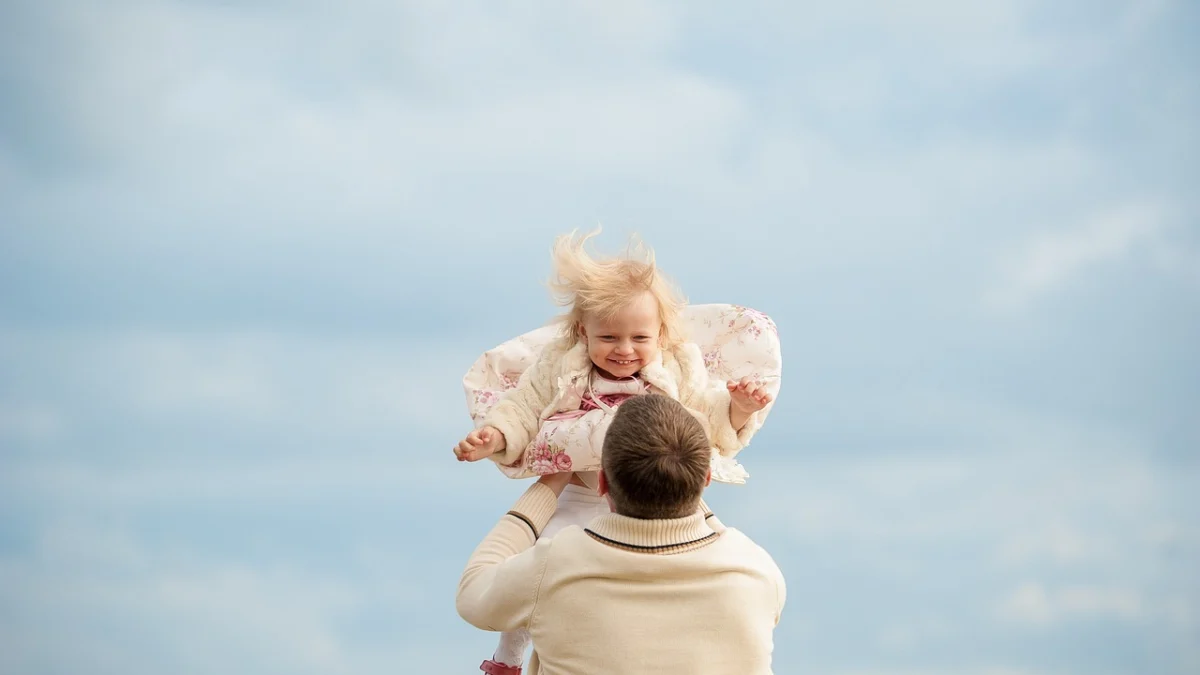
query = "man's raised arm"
xmin=455 ymin=473 xmax=571 ymax=632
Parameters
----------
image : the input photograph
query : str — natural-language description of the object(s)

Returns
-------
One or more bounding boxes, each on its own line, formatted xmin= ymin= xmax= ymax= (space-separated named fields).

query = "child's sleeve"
xmin=482 ymin=350 xmax=558 ymax=466
xmin=676 ymin=343 xmax=764 ymax=457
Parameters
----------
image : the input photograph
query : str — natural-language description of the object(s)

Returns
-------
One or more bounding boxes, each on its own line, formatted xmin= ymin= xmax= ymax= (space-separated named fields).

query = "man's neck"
xmin=613 ymin=501 xmax=701 ymax=520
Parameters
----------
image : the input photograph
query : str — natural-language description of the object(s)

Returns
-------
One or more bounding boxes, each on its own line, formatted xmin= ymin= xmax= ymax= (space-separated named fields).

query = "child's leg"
xmin=487 ymin=482 xmax=609 ymax=668
xmin=491 ymin=628 xmax=531 ymax=668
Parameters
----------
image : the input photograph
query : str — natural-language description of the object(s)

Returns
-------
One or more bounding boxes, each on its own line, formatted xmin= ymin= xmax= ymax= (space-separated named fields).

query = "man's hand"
xmin=728 ymin=376 xmax=773 ymax=414
xmin=454 ymin=425 xmax=507 ymax=462
xmin=536 ymin=471 xmax=574 ymax=497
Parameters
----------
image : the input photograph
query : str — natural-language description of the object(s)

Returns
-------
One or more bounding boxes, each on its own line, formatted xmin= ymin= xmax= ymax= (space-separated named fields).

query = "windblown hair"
xmin=546 ymin=228 xmax=687 ymax=350
xmin=601 ymin=394 xmax=712 ymax=519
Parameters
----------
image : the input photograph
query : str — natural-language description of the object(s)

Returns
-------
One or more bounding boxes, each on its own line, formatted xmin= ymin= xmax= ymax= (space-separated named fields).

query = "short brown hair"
xmin=602 ymin=394 xmax=712 ymax=519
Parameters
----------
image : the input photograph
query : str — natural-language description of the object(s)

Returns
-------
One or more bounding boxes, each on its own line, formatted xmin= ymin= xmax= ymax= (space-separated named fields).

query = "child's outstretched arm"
xmin=673 ymin=343 xmax=773 ymax=457
xmin=727 ymin=376 xmax=773 ymax=431
xmin=470 ymin=348 xmax=560 ymax=466
xmin=455 ymin=426 xmax=506 ymax=462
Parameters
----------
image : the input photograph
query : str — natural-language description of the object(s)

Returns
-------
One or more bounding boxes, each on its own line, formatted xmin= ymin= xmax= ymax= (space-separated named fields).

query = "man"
xmin=456 ymin=394 xmax=786 ymax=674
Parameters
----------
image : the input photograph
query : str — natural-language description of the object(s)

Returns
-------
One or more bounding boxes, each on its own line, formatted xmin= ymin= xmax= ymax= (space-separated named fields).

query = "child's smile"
xmin=580 ymin=291 xmax=662 ymax=379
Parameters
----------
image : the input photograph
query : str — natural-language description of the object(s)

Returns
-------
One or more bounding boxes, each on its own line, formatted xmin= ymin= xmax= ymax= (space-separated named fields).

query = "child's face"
xmin=580 ymin=292 xmax=662 ymax=379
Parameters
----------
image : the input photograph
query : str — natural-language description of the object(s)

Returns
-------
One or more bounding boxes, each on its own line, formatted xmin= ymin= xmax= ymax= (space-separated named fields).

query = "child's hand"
xmin=454 ymin=425 xmax=507 ymax=462
xmin=727 ymin=376 xmax=773 ymax=414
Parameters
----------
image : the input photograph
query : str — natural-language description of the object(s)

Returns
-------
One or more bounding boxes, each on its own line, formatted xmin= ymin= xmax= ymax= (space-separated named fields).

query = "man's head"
xmin=599 ymin=394 xmax=713 ymax=519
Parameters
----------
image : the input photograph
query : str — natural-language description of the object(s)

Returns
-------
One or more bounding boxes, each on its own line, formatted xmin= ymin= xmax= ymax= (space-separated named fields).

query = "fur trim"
xmin=557 ymin=341 xmax=593 ymax=379
xmin=634 ymin=352 xmax=677 ymax=400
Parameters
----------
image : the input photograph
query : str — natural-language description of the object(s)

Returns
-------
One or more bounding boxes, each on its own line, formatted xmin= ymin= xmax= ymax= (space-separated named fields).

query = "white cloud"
xmin=7 ymin=1 xmax=728 ymax=179
xmin=0 ymin=521 xmax=373 ymax=675
xmin=996 ymin=521 xmax=1112 ymax=568
xmin=0 ymin=452 xmax=520 ymax=510
xmin=986 ymin=202 xmax=1166 ymax=311
xmin=877 ymin=617 xmax=956 ymax=651
xmin=998 ymin=582 xmax=1144 ymax=625
xmin=7 ymin=0 xmax=1187 ymax=313
xmin=0 ymin=327 xmax=479 ymax=437
xmin=722 ymin=402 xmax=1164 ymax=544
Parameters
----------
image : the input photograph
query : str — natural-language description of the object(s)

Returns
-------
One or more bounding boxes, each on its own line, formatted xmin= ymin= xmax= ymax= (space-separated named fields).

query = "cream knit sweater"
xmin=457 ymin=484 xmax=786 ymax=674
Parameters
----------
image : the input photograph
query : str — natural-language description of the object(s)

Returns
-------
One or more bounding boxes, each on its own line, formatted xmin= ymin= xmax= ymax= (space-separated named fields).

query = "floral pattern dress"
xmin=514 ymin=373 xmax=648 ymax=477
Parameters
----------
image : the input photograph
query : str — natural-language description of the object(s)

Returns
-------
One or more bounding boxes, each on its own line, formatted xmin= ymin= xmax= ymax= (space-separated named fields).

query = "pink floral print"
xmin=729 ymin=305 xmax=778 ymax=338
xmin=526 ymin=439 xmax=572 ymax=475
xmin=500 ymin=371 xmax=521 ymax=390
xmin=702 ymin=347 xmax=722 ymax=373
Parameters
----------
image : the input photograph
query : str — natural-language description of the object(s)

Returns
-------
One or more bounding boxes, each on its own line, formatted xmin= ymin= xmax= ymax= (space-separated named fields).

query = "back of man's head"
xmin=601 ymin=394 xmax=712 ymax=519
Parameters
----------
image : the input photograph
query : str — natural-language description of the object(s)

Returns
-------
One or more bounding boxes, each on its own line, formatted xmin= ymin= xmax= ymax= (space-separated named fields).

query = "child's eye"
xmin=634 ymin=336 xmax=649 ymax=342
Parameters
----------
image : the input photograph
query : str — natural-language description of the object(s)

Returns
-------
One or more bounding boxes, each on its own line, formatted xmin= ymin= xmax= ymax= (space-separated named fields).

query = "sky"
xmin=1 ymin=1 xmax=1197 ymax=673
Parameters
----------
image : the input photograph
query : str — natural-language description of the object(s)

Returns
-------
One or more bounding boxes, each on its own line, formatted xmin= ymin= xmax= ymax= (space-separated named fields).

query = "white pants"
xmin=492 ymin=483 xmax=611 ymax=666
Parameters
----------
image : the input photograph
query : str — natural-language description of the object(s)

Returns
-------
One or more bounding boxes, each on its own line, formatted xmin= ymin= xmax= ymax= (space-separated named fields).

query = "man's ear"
xmin=597 ymin=469 xmax=610 ymax=496
xmin=704 ymin=466 xmax=712 ymax=488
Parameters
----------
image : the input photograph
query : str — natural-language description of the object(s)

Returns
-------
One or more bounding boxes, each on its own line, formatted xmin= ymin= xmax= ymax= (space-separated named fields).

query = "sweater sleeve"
xmin=455 ymin=483 xmax=560 ymax=632
xmin=483 ymin=350 xmax=559 ymax=466
xmin=772 ymin=557 xmax=787 ymax=626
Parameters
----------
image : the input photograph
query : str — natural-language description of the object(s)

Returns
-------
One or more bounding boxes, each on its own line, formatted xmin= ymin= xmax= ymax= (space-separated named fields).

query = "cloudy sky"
xmin=1 ymin=1 xmax=1197 ymax=673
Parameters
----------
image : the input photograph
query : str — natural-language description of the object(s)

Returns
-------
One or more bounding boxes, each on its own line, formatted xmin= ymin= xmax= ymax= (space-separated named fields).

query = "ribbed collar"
xmin=585 ymin=512 xmax=717 ymax=551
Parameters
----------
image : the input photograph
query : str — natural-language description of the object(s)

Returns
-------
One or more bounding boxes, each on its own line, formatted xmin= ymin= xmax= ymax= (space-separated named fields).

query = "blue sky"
xmin=1 ymin=1 xmax=1197 ymax=673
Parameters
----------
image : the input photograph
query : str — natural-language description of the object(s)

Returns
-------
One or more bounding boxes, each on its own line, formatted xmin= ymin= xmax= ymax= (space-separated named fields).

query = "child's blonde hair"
xmin=547 ymin=228 xmax=687 ymax=350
